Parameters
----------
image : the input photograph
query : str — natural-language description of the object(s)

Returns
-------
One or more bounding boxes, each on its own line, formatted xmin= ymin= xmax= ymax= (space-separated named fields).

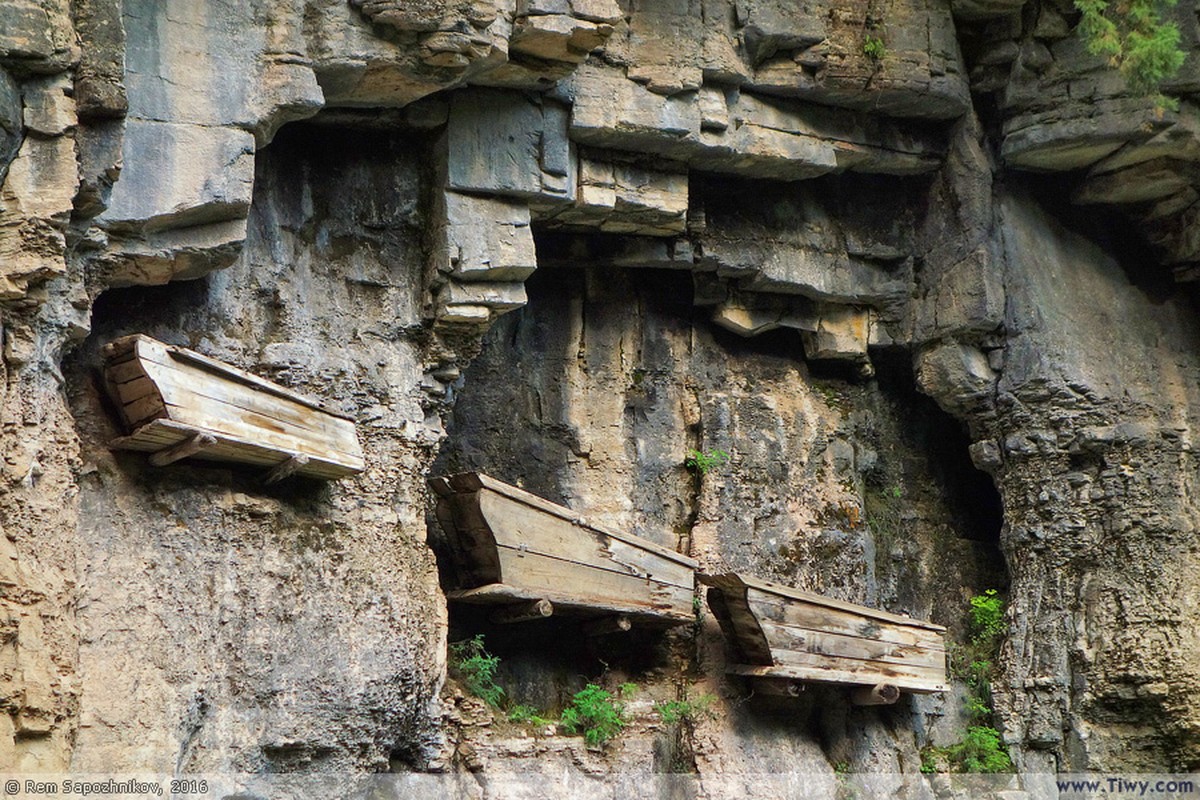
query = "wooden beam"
xmin=582 ymin=615 xmax=632 ymax=637
xmin=490 ymin=599 xmax=553 ymax=624
xmin=264 ymin=454 xmax=310 ymax=484
xmin=149 ymin=433 xmax=216 ymax=467
xmin=752 ymin=676 xmax=805 ymax=697
xmin=851 ymin=683 xmax=901 ymax=706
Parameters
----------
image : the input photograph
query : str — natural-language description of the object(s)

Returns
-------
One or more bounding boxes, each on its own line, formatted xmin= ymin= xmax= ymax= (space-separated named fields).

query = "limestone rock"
xmin=0 ymin=0 xmax=77 ymax=76
xmin=98 ymin=120 xmax=255 ymax=234
xmin=914 ymin=339 xmax=996 ymax=418
xmin=0 ymin=133 xmax=77 ymax=300
xmin=0 ymin=69 xmax=21 ymax=184
xmin=445 ymin=89 xmax=572 ymax=204
xmin=437 ymin=191 xmax=538 ymax=283
xmin=70 ymin=0 xmax=128 ymax=120
xmin=747 ymin=0 xmax=970 ymax=121
xmin=568 ymin=64 xmax=946 ymax=180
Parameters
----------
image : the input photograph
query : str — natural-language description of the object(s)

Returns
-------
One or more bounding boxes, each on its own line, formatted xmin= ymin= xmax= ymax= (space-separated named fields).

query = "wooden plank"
xmin=156 ymin=399 xmax=363 ymax=470
xmin=479 ymin=488 xmax=694 ymax=590
xmin=430 ymin=473 xmax=696 ymax=623
xmin=459 ymin=472 xmax=697 ymax=569
xmin=149 ymin=433 xmax=216 ymax=467
xmin=128 ymin=335 xmax=352 ymax=419
xmin=757 ymin=620 xmax=946 ymax=670
xmin=495 ymin=546 xmax=694 ymax=617
xmin=106 ymin=358 xmax=152 ymax=385
xmin=447 ymin=582 xmax=693 ymax=624
xmin=749 ymin=593 xmax=946 ymax=651
xmin=705 ymin=585 xmax=774 ymax=664
xmin=111 ymin=419 xmax=360 ymax=479
xmin=113 ymin=375 xmax=159 ymax=405
xmin=123 ymin=394 xmax=168 ymax=428
xmin=767 ymin=647 xmax=946 ymax=686
xmin=137 ymin=355 xmax=356 ymax=444
xmin=101 ymin=337 xmax=139 ymax=360
xmin=142 ymin=363 xmax=359 ymax=458
xmin=482 ymin=491 xmax=696 ymax=592
xmin=429 ymin=476 xmax=455 ymax=499
xmin=440 ymin=492 xmax=503 ymax=587
xmin=729 ymin=663 xmax=946 ymax=694
xmin=733 ymin=574 xmax=944 ymax=632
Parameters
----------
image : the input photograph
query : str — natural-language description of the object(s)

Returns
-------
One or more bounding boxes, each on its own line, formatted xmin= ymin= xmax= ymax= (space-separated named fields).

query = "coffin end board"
xmin=102 ymin=335 xmax=365 ymax=480
xmin=703 ymin=572 xmax=948 ymax=695
xmin=430 ymin=472 xmax=697 ymax=626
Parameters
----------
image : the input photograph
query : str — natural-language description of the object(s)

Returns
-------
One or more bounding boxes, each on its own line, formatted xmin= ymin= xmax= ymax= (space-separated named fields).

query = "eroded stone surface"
xmin=5 ymin=0 xmax=1200 ymax=779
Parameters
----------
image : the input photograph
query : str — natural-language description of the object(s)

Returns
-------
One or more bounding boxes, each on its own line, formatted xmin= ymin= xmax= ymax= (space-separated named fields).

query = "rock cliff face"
xmin=3 ymin=0 xmax=1200 ymax=780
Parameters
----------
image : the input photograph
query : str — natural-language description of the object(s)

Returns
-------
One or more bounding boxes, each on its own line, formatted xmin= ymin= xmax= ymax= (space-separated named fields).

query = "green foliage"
xmin=862 ymin=35 xmax=887 ymax=61
xmin=833 ymin=761 xmax=851 ymax=775
xmin=965 ymin=693 xmax=992 ymax=722
xmin=507 ymin=704 xmax=552 ymax=727
xmin=927 ymin=591 xmax=1013 ymax=775
xmin=655 ymin=694 xmax=717 ymax=725
xmin=1075 ymin=0 xmax=1186 ymax=101
xmin=942 ymin=726 xmax=1013 ymax=773
xmin=449 ymin=635 xmax=504 ymax=708
xmin=968 ymin=589 xmax=1005 ymax=649
xmin=685 ymin=448 xmax=729 ymax=476
xmin=560 ymin=684 xmax=629 ymax=747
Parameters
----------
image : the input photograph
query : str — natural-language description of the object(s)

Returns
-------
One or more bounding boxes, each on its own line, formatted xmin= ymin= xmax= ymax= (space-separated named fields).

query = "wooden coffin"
xmin=429 ymin=472 xmax=698 ymax=626
xmin=702 ymin=573 xmax=947 ymax=697
xmin=102 ymin=334 xmax=365 ymax=480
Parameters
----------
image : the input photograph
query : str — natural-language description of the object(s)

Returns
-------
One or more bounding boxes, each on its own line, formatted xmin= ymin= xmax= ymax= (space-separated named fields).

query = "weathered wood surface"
xmin=702 ymin=573 xmax=948 ymax=694
xmin=430 ymin=472 xmax=698 ymax=625
xmin=103 ymin=334 xmax=365 ymax=480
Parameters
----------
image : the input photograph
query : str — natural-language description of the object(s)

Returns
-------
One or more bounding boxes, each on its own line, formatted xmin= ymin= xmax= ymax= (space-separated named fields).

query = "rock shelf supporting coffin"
xmin=429 ymin=472 xmax=698 ymax=627
xmin=702 ymin=573 xmax=947 ymax=701
xmin=101 ymin=334 xmax=366 ymax=480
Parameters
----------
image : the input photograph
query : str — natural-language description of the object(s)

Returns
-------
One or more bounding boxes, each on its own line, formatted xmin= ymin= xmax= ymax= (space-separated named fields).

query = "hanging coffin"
xmin=702 ymin=573 xmax=947 ymax=702
xmin=429 ymin=472 xmax=698 ymax=626
xmin=102 ymin=334 xmax=365 ymax=480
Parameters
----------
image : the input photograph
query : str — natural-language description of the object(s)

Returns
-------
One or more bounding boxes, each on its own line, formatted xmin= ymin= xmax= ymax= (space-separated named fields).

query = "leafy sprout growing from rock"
xmin=449 ymin=634 xmax=505 ymax=708
xmin=560 ymin=683 xmax=633 ymax=747
xmin=685 ymin=448 xmax=729 ymax=476
xmin=862 ymin=35 xmax=886 ymax=61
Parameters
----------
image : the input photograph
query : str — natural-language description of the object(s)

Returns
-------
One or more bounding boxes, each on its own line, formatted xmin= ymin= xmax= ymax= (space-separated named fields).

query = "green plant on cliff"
xmin=863 ymin=35 xmax=887 ymax=61
xmin=942 ymin=726 xmax=1013 ymax=773
xmin=927 ymin=591 xmax=1013 ymax=774
xmin=656 ymin=693 xmax=717 ymax=725
xmin=507 ymin=704 xmax=552 ymax=727
xmin=1074 ymin=0 xmax=1186 ymax=104
xmin=560 ymin=683 xmax=630 ymax=747
xmin=685 ymin=448 xmax=729 ymax=476
xmin=969 ymin=588 xmax=1005 ymax=649
xmin=449 ymin=634 xmax=505 ymax=708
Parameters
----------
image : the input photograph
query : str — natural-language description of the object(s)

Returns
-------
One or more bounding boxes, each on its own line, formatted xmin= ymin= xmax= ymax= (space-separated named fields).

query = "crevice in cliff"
xmin=1014 ymin=173 xmax=1178 ymax=303
xmin=873 ymin=348 xmax=1005 ymax=550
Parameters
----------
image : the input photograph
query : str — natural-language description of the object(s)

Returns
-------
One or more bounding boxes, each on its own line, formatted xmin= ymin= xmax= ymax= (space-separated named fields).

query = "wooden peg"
xmin=149 ymin=433 xmax=216 ymax=467
xmin=490 ymin=599 xmax=553 ymax=624
xmin=264 ymin=454 xmax=310 ymax=484
xmin=753 ymin=677 xmax=805 ymax=697
xmin=850 ymin=683 xmax=901 ymax=706
xmin=582 ymin=615 xmax=632 ymax=637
